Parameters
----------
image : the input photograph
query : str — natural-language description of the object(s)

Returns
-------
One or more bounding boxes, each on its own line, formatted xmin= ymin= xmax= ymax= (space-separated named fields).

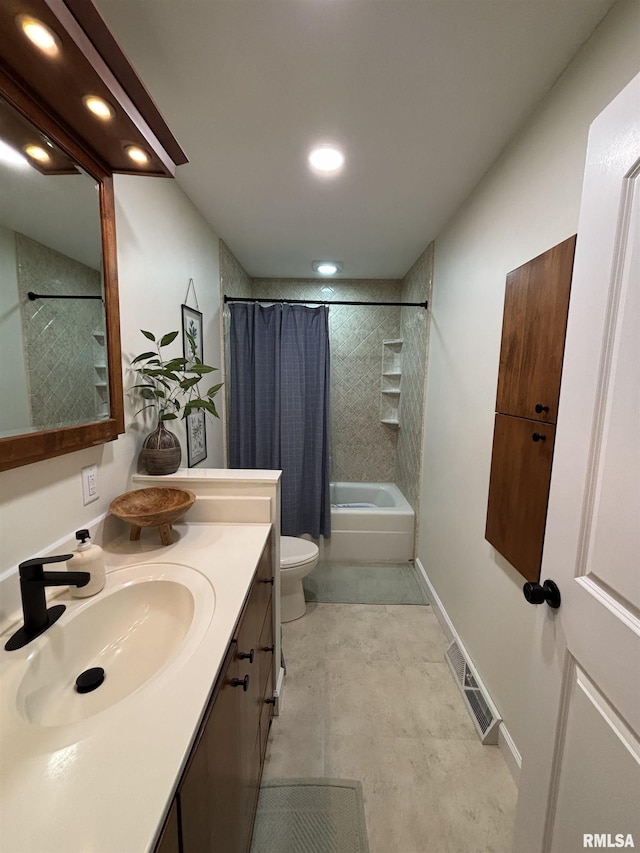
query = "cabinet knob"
xmin=261 ymin=577 xmax=275 ymax=586
xmin=232 ymin=675 xmax=250 ymax=692
xmin=522 ymin=580 xmax=561 ymax=609
xmin=532 ymin=432 xmax=547 ymax=442
xmin=535 ymin=403 xmax=550 ymax=414
xmin=263 ymin=645 xmax=275 ymax=654
xmin=264 ymin=697 xmax=276 ymax=706
xmin=238 ymin=649 xmax=254 ymax=663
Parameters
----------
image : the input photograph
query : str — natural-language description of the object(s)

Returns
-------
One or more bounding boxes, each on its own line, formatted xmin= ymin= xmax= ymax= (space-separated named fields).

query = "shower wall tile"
xmin=396 ymin=243 xmax=434 ymax=524
xmin=251 ymin=279 xmax=402 ymax=483
xmin=16 ymin=233 xmax=104 ymax=430
xmin=219 ymin=240 xmax=251 ymax=299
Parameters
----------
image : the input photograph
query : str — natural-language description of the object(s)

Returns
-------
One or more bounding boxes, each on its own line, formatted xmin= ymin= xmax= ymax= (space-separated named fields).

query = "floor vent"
xmin=445 ymin=640 xmax=501 ymax=745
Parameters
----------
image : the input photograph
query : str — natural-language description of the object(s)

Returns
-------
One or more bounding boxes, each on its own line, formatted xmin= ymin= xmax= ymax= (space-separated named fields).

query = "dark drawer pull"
xmin=264 ymin=697 xmax=276 ymax=706
xmin=261 ymin=577 xmax=275 ymax=586
xmin=532 ymin=432 xmax=547 ymax=443
xmin=238 ymin=649 xmax=254 ymax=664
xmin=535 ymin=403 xmax=550 ymax=414
xmin=232 ymin=675 xmax=249 ymax=692
xmin=262 ymin=645 xmax=275 ymax=654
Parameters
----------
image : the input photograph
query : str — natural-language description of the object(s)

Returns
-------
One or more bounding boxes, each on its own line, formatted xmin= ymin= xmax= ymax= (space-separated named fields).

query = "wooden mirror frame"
xmin=0 ymin=67 xmax=124 ymax=472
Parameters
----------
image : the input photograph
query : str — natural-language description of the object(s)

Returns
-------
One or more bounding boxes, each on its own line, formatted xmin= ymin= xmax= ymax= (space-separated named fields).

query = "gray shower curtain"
xmin=229 ymin=302 xmax=331 ymax=539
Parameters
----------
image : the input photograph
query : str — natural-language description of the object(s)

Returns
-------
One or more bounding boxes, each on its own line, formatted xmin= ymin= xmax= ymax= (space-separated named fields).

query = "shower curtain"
xmin=228 ymin=302 xmax=331 ymax=539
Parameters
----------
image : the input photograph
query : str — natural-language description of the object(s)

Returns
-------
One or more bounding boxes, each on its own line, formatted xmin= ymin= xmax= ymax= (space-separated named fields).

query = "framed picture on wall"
xmin=181 ymin=304 xmax=203 ymax=365
xmin=186 ymin=409 xmax=207 ymax=466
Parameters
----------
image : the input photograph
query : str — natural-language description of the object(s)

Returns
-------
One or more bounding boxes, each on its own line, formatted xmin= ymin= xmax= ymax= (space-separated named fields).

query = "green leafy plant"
xmin=130 ymin=329 xmax=222 ymax=422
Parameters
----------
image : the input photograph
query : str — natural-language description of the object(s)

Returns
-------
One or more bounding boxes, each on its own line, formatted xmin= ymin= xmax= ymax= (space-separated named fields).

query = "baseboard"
xmin=414 ymin=558 xmax=455 ymax=642
xmin=415 ymin=558 xmax=521 ymax=787
xmin=498 ymin=721 xmax=522 ymax=786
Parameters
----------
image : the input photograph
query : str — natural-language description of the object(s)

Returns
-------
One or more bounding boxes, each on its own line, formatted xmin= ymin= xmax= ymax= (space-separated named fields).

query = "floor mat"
xmin=303 ymin=561 xmax=429 ymax=605
xmin=250 ymin=778 xmax=370 ymax=853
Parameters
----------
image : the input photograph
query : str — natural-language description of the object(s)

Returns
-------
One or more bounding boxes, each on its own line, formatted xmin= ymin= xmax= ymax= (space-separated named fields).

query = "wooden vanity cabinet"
xmin=486 ymin=236 xmax=575 ymax=581
xmin=155 ymin=536 xmax=275 ymax=853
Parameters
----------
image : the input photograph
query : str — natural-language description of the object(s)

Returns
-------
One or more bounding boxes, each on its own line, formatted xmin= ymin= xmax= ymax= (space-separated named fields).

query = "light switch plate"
xmin=81 ymin=464 xmax=99 ymax=505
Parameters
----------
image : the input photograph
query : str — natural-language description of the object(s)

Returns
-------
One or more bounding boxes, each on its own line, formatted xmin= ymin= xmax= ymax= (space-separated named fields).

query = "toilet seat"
xmin=280 ymin=536 xmax=318 ymax=569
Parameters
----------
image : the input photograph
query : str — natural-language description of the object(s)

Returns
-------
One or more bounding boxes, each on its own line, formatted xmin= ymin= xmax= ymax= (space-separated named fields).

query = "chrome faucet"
xmin=4 ymin=554 xmax=90 ymax=651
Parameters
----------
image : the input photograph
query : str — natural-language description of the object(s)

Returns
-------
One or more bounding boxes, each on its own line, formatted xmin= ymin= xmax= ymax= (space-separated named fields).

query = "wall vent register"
xmin=445 ymin=640 xmax=501 ymax=745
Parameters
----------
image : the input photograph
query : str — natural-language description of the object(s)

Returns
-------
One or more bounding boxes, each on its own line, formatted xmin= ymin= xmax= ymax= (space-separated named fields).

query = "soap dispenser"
xmin=67 ymin=529 xmax=105 ymax=598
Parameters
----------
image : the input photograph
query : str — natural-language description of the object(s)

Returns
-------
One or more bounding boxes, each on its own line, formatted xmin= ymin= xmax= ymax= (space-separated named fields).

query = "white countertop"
xmin=0 ymin=522 xmax=271 ymax=853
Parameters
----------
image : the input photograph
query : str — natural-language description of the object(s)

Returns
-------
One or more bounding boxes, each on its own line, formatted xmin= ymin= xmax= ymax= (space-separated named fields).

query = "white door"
xmin=512 ymin=74 xmax=640 ymax=853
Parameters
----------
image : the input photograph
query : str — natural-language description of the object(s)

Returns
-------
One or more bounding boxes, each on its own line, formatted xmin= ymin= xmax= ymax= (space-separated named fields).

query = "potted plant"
xmin=130 ymin=329 xmax=222 ymax=474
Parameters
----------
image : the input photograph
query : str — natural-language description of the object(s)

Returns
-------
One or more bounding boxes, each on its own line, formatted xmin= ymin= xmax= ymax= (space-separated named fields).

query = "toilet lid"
xmin=280 ymin=536 xmax=319 ymax=567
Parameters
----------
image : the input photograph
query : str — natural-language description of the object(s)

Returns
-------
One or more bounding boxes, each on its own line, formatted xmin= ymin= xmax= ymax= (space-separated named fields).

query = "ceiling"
xmin=94 ymin=0 xmax=618 ymax=280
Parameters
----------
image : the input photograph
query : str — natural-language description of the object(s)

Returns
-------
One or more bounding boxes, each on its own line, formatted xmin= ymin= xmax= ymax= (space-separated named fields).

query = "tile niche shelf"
xmin=93 ymin=330 xmax=109 ymax=420
xmin=380 ymin=339 xmax=402 ymax=428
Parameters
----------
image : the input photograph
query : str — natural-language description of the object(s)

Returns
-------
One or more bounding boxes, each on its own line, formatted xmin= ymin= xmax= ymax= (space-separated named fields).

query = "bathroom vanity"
xmin=159 ymin=530 xmax=275 ymax=853
xmin=0 ymin=521 xmax=274 ymax=853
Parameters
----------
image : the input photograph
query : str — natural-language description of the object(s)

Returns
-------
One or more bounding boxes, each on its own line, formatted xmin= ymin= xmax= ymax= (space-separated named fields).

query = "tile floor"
xmin=262 ymin=602 xmax=517 ymax=853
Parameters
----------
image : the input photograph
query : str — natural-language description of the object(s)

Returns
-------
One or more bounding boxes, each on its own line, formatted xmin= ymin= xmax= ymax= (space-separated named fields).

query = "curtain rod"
xmin=224 ymin=295 xmax=428 ymax=309
xmin=27 ymin=291 xmax=103 ymax=301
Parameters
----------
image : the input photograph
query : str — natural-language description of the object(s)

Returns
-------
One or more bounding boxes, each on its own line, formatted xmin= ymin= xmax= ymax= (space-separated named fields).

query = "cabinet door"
xmin=495 ymin=235 xmax=575 ymax=423
xmin=485 ymin=414 xmax=556 ymax=581
xmin=179 ymin=643 xmax=244 ymax=853
xmin=236 ymin=595 xmax=263 ymax=852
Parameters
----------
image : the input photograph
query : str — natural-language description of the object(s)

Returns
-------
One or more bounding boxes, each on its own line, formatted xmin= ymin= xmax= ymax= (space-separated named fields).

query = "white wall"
xmin=0 ymin=175 xmax=222 ymax=617
xmin=419 ymin=0 xmax=640 ymax=755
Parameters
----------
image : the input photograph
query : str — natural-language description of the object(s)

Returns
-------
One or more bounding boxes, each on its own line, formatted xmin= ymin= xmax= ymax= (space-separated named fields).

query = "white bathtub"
xmin=320 ymin=482 xmax=415 ymax=562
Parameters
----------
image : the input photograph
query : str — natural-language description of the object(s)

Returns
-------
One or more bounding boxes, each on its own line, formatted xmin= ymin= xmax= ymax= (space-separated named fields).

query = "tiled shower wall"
xmin=219 ymin=242 xmax=433 ymax=512
xmin=16 ymin=233 xmax=104 ymax=430
xmin=251 ymin=278 xmax=402 ymax=483
xmin=396 ymin=243 xmax=434 ymax=513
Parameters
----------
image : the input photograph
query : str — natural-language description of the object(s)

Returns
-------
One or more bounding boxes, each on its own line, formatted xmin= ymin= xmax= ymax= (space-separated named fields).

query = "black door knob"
xmin=238 ymin=649 xmax=254 ymax=663
xmin=535 ymin=403 xmax=550 ymax=414
xmin=261 ymin=577 xmax=275 ymax=585
xmin=532 ymin=432 xmax=547 ymax=442
xmin=522 ymin=580 xmax=561 ymax=609
xmin=232 ymin=675 xmax=250 ymax=692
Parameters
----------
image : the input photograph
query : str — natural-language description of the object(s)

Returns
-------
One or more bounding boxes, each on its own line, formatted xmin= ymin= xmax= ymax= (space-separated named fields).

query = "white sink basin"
xmin=13 ymin=563 xmax=215 ymax=728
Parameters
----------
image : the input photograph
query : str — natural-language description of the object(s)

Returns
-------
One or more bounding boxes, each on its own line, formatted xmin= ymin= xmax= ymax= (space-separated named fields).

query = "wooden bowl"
xmin=109 ymin=487 xmax=196 ymax=546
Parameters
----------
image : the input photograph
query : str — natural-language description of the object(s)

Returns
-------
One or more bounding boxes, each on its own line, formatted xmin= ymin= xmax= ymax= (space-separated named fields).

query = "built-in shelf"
xmin=93 ymin=330 xmax=109 ymax=419
xmin=380 ymin=339 xmax=402 ymax=427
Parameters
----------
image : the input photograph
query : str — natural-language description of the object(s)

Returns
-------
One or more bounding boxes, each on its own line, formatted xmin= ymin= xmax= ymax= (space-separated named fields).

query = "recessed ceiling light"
xmin=125 ymin=145 xmax=150 ymax=165
xmin=83 ymin=95 xmax=115 ymax=120
xmin=17 ymin=16 xmax=60 ymax=57
xmin=0 ymin=139 xmax=28 ymax=167
xmin=312 ymin=261 xmax=343 ymax=275
xmin=308 ymin=145 xmax=345 ymax=175
xmin=24 ymin=144 xmax=51 ymax=163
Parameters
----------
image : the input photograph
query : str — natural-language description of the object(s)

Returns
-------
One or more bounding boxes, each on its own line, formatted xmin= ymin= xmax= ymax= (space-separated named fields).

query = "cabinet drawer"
xmin=485 ymin=414 xmax=556 ymax=581
xmin=253 ymin=538 xmax=273 ymax=623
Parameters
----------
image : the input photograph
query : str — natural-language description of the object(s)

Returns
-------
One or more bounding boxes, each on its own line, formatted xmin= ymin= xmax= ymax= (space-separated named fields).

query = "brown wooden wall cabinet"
xmin=485 ymin=236 xmax=576 ymax=582
xmin=154 ymin=536 xmax=274 ymax=853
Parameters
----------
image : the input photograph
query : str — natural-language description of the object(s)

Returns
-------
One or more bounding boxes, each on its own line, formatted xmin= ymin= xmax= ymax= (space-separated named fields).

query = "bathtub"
xmin=319 ymin=482 xmax=415 ymax=563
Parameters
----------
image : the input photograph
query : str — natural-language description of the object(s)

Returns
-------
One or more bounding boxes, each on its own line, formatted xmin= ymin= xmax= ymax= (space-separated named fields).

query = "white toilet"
xmin=280 ymin=536 xmax=319 ymax=622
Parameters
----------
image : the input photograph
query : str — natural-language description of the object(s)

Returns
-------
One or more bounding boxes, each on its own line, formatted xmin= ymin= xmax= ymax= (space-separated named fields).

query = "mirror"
xmin=0 ymin=70 xmax=123 ymax=471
